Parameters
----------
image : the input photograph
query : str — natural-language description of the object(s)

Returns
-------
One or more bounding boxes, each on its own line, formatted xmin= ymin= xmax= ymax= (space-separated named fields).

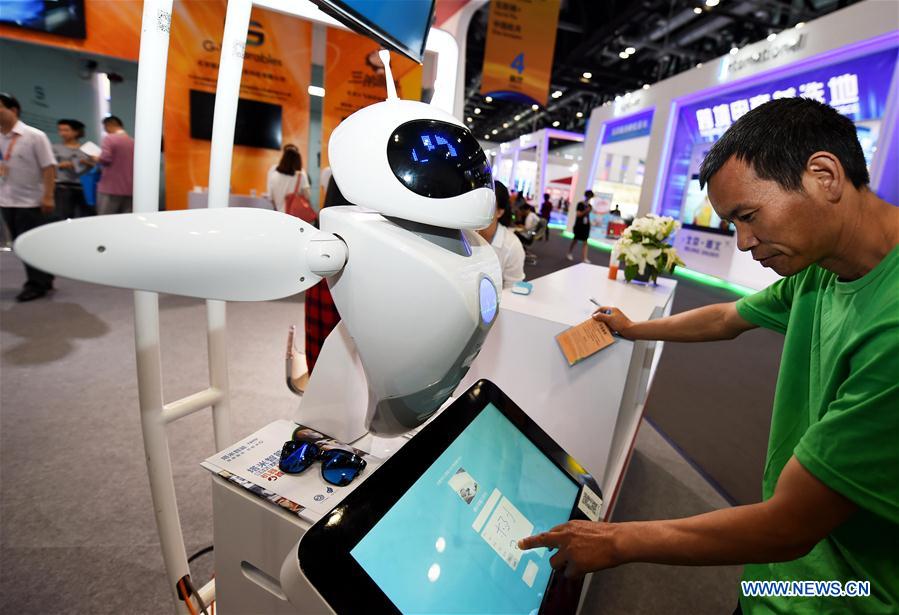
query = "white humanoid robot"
xmin=13 ymin=57 xmax=502 ymax=449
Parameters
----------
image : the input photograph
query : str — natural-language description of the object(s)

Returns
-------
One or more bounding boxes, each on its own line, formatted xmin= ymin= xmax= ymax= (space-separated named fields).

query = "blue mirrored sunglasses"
xmin=278 ymin=439 xmax=367 ymax=487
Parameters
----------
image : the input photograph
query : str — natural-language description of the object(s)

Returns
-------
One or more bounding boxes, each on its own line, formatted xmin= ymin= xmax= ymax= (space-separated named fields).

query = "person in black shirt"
xmin=567 ymin=190 xmax=594 ymax=263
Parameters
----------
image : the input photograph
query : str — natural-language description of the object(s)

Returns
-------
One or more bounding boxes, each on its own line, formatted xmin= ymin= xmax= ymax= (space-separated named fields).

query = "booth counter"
xmin=460 ymin=263 xmax=676 ymax=514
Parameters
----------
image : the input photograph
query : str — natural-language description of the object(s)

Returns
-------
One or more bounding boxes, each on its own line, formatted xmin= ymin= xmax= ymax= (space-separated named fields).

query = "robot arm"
xmin=13 ymin=208 xmax=347 ymax=302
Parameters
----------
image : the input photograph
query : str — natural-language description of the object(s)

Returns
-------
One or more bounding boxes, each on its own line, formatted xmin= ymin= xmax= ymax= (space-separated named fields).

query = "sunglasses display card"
xmin=201 ymin=419 xmax=381 ymax=522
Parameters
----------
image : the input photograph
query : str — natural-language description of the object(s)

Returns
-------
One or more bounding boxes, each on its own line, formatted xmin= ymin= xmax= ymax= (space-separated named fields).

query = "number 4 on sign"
xmin=511 ymin=53 xmax=525 ymax=75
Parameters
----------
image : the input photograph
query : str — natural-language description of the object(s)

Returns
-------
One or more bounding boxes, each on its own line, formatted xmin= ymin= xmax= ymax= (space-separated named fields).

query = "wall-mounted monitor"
xmin=311 ymin=0 xmax=435 ymax=63
xmin=0 ymin=0 xmax=87 ymax=39
xmin=189 ymin=90 xmax=282 ymax=151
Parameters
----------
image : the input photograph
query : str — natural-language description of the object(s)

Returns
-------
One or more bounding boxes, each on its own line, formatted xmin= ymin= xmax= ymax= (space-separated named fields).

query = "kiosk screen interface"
xmin=351 ymin=403 xmax=579 ymax=614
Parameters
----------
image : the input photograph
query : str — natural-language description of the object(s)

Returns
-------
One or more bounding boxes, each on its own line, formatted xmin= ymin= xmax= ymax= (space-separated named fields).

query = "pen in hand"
xmin=589 ymin=297 xmax=612 ymax=315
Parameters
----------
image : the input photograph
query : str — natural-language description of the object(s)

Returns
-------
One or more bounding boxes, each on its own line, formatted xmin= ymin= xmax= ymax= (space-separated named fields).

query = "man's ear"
xmin=805 ymin=151 xmax=844 ymax=203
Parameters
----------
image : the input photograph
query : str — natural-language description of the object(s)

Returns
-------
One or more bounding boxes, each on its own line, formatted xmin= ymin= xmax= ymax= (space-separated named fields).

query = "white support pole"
xmin=132 ymin=3 xmax=193 ymax=612
xmin=205 ymin=0 xmax=252 ymax=452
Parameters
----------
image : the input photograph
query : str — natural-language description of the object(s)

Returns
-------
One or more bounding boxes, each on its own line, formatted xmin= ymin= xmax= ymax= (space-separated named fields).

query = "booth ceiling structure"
xmin=465 ymin=0 xmax=865 ymax=142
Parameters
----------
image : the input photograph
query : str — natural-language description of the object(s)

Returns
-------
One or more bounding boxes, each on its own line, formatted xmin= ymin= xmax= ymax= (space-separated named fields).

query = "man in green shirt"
xmin=519 ymin=98 xmax=899 ymax=613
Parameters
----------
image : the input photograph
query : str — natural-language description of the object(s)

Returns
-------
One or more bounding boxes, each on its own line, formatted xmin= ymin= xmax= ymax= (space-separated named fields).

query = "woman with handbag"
xmin=266 ymin=144 xmax=312 ymax=216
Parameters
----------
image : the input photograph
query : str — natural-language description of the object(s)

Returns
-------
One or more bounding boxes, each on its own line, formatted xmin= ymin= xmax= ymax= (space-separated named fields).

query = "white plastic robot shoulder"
xmin=328 ymin=98 xmax=496 ymax=231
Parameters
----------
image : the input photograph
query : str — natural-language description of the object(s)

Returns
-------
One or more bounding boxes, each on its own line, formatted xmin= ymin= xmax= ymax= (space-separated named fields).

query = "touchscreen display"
xmin=351 ymin=403 xmax=579 ymax=614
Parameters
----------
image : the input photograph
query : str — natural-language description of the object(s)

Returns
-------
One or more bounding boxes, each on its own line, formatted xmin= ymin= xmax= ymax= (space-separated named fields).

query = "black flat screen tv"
xmin=0 ymin=0 xmax=87 ymax=39
xmin=189 ymin=90 xmax=282 ymax=151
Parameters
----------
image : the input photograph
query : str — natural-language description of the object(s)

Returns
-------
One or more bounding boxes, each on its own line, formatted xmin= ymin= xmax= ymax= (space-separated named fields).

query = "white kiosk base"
xmin=209 ymin=264 xmax=675 ymax=614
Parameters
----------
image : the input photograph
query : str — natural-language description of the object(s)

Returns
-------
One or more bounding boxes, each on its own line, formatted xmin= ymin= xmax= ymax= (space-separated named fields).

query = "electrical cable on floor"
xmin=188 ymin=545 xmax=214 ymax=563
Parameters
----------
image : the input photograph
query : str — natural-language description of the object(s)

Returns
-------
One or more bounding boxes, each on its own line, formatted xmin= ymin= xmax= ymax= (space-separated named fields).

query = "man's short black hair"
xmin=0 ymin=93 xmax=21 ymax=115
xmin=584 ymin=190 xmax=594 ymax=198
xmin=699 ymin=97 xmax=869 ymax=192
xmin=102 ymin=115 xmax=124 ymax=128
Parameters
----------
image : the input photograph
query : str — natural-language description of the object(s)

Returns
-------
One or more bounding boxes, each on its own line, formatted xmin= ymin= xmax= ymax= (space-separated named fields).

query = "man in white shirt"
xmin=521 ymin=204 xmax=540 ymax=233
xmin=477 ymin=180 xmax=525 ymax=289
xmin=0 ymin=93 xmax=56 ymax=301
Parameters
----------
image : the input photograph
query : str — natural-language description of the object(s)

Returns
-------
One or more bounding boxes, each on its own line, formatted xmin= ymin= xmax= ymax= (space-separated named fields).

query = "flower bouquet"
xmin=611 ymin=215 xmax=684 ymax=284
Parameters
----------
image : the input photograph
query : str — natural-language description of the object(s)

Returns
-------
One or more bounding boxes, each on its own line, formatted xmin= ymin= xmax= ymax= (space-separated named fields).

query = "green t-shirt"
xmin=735 ymin=245 xmax=899 ymax=614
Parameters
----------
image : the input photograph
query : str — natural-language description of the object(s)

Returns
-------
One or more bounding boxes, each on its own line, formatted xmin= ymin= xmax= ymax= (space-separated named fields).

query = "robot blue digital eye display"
xmin=387 ymin=119 xmax=493 ymax=199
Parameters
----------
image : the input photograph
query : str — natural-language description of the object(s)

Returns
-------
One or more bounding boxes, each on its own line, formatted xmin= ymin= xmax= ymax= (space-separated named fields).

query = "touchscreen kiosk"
xmin=296 ymin=380 xmax=602 ymax=614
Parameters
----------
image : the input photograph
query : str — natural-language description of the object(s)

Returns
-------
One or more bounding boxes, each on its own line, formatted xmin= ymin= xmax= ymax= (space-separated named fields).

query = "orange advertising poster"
xmin=320 ymin=27 xmax=422 ymax=170
xmin=480 ymin=0 xmax=561 ymax=107
xmin=164 ymin=1 xmax=312 ymax=210
xmin=0 ymin=0 xmax=143 ymax=60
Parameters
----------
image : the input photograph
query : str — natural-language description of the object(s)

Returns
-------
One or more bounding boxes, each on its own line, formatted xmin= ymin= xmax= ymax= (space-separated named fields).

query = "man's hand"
xmin=518 ymin=520 xmax=618 ymax=578
xmin=58 ymin=161 xmax=74 ymax=170
xmin=520 ymin=457 xmax=856 ymax=574
xmin=592 ymin=307 xmax=635 ymax=339
xmin=41 ymin=193 xmax=54 ymax=213
xmin=41 ymin=165 xmax=56 ymax=213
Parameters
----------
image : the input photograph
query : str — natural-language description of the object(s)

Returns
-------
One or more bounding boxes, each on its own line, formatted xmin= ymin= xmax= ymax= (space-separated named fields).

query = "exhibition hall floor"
xmin=1 ymin=236 xmax=752 ymax=613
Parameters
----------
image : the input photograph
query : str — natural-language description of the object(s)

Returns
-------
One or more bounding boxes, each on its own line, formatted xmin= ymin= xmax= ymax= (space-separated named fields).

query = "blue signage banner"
xmin=657 ymin=39 xmax=899 ymax=220
xmin=601 ymin=108 xmax=654 ymax=144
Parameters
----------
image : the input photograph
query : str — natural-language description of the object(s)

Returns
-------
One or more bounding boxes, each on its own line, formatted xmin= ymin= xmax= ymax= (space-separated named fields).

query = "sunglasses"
xmin=278 ymin=427 xmax=367 ymax=487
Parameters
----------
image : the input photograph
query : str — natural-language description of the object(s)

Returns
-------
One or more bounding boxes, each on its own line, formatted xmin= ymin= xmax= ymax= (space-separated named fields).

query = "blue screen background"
xmin=341 ymin=0 xmax=432 ymax=59
xmin=351 ymin=403 xmax=579 ymax=614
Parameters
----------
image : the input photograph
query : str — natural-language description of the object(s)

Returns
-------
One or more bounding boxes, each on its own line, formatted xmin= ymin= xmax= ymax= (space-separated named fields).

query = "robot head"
xmin=328 ymin=99 xmax=495 ymax=230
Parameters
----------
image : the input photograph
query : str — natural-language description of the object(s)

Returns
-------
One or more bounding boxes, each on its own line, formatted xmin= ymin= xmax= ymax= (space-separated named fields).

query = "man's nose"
xmin=735 ymin=225 xmax=759 ymax=252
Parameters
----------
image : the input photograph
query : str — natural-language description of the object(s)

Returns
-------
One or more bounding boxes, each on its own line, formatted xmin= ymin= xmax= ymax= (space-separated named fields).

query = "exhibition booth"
xmin=3 ymin=0 xmax=896 ymax=614
xmin=575 ymin=0 xmax=899 ymax=290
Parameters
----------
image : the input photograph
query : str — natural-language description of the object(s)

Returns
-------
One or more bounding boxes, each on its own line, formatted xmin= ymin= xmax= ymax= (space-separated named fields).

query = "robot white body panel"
xmin=302 ymin=206 xmax=501 ymax=435
xmin=329 ymin=99 xmax=495 ymax=231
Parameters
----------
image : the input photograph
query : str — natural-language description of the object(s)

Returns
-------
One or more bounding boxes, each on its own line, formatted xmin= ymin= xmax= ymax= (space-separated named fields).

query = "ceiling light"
xmin=514 ymin=114 xmax=521 ymax=121
xmin=696 ymin=62 xmax=703 ymax=68
xmin=502 ymin=122 xmax=510 ymax=128
xmin=576 ymin=111 xmax=583 ymax=118
xmin=531 ymin=104 xmax=539 ymax=110
xmin=582 ymin=71 xmax=592 ymax=79
xmin=642 ymin=83 xmax=651 ymax=90
xmin=485 ymin=96 xmax=493 ymax=102
xmin=619 ymin=51 xmax=629 ymax=59
xmin=767 ymin=32 xmax=776 ymax=42
xmin=307 ymin=85 xmax=325 ymax=97
xmin=705 ymin=0 xmax=719 ymax=6
xmin=693 ymin=6 xmax=702 ymax=14
xmin=473 ymin=107 xmax=481 ymax=114
xmin=730 ymin=47 xmax=739 ymax=55
xmin=484 ymin=134 xmax=490 ymax=139
xmin=466 ymin=117 xmax=472 ymax=122
xmin=551 ymin=90 xmax=563 ymax=98
xmin=625 ymin=46 xmax=636 ymax=55
xmin=552 ymin=120 xmax=560 ymax=127
xmin=491 ymin=129 xmax=498 ymax=135
xmin=795 ymin=22 xmax=805 ymax=29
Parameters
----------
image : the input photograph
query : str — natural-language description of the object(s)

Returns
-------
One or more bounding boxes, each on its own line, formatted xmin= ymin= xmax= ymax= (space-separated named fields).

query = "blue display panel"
xmin=657 ymin=38 xmax=899 ymax=221
xmin=334 ymin=0 xmax=433 ymax=61
xmin=351 ymin=403 xmax=579 ymax=614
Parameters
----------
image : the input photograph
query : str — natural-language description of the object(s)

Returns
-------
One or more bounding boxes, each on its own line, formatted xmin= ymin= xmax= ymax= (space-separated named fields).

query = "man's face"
xmin=0 ymin=101 xmax=17 ymax=126
xmin=58 ymin=124 xmax=77 ymax=141
xmin=707 ymin=156 xmax=833 ymax=277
